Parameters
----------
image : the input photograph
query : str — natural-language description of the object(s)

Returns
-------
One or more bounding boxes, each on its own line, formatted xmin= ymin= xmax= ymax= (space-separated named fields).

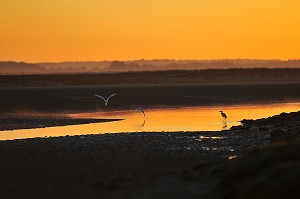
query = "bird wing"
xmin=107 ymin=93 xmax=117 ymax=100
xmin=135 ymin=107 xmax=145 ymax=114
xmin=95 ymin=95 xmax=106 ymax=101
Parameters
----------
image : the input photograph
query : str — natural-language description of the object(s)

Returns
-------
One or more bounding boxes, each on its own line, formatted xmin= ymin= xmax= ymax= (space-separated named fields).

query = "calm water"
xmin=0 ymin=102 xmax=299 ymax=140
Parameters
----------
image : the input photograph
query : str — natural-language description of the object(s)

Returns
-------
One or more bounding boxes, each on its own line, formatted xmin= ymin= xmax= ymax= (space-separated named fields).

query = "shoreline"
xmin=0 ymin=111 xmax=299 ymax=198
xmin=1 ymin=101 xmax=299 ymax=137
xmin=0 ymin=117 xmax=121 ymax=131
xmin=1 ymin=69 xmax=300 ymax=87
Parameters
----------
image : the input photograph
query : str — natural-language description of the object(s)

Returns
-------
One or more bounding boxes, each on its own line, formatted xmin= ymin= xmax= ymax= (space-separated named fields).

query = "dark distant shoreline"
xmin=1 ymin=68 xmax=300 ymax=87
xmin=1 ymin=59 xmax=300 ymax=74
xmin=1 ymin=68 xmax=300 ymax=114
xmin=0 ymin=82 xmax=300 ymax=114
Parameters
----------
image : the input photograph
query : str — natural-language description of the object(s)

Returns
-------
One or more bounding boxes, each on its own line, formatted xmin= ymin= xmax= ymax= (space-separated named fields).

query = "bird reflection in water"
xmin=139 ymin=118 xmax=146 ymax=129
xmin=131 ymin=107 xmax=146 ymax=130
xmin=219 ymin=110 xmax=228 ymax=130
xmin=222 ymin=121 xmax=227 ymax=130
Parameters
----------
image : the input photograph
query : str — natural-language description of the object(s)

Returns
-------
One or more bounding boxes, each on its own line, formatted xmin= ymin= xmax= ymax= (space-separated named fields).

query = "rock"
xmin=230 ymin=125 xmax=246 ymax=131
xmin=216 ymin=135 xmax=300 ymax=199
xmin=259 ymin=126 xmax=269 ymax=132
xmin=241 ymin=119 xmax=255 ymax=125
xmin=269 ymin=128 xmax=293 ymax=141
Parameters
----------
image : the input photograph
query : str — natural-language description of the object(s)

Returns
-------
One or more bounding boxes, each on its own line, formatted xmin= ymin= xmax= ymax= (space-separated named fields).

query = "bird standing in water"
xmin=219 ymin=111 xmax=227 ymax=121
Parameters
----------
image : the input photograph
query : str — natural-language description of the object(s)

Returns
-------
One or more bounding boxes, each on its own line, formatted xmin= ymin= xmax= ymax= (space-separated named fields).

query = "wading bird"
xmin=219 ymin=111 xmax=227 ymax=121
xmin=95 ymin=93 xmax=117 ymax=106
xmin=135 ymin=107 xmax=145 ymax=117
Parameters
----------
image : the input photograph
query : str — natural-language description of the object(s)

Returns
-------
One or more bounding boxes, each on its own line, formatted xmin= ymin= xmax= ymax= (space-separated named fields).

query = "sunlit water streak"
xmin=0 ymin=102 xmax=299 ymax=140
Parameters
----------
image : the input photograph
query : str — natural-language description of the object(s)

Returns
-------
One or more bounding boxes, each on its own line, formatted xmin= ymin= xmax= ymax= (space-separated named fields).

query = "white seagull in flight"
xmin=95 ymin=93 xmax=117 ymax=106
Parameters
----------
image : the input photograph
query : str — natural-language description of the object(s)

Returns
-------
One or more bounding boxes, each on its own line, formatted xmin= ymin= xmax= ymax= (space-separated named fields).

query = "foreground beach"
xmin=0 ymin=110 xmax=299 ymax=198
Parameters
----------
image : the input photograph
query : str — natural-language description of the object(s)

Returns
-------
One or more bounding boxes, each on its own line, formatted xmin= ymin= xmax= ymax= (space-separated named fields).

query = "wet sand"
xmin=1 ymin=83 xmax=300 ymax=114
xmin=0 ymin=111 xmax=299 ymax=198
xmin=1 ymin=69 xmax=300 ymax=114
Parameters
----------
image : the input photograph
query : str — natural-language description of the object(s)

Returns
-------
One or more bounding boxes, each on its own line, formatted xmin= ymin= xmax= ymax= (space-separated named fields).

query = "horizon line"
xmin=2 ymin=58 xmax=300 ymax=64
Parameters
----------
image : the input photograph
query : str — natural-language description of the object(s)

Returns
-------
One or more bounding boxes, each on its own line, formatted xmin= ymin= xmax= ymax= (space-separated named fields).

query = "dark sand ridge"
xmin=1 ymin=69 xmax=300 ymax=114
xmin=0 ymin=116 xmax=121 ymax=131
xmin=1 ymin=83 xmax=300 ymax=114
xmin=0 ymin=111 xmax=299 ymax=199
xmin=1 ymin=69 xmax=300 ymax=87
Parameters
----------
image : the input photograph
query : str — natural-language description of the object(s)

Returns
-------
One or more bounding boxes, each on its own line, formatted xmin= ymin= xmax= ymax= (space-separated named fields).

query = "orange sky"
xmin=1 ymin=0 xmax=300 ymax=62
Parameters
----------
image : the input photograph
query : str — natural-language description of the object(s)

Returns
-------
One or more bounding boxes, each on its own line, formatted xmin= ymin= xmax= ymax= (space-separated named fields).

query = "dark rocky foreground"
xmin=0 ymin=111 xmax=299 ymax=199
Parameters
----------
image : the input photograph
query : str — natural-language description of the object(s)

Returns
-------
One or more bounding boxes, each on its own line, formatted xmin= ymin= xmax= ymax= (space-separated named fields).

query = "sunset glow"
xmin=1 ymin=0 xmax=300 ymax=62
xmin=1 ymin=102 xmax=300 ymax=140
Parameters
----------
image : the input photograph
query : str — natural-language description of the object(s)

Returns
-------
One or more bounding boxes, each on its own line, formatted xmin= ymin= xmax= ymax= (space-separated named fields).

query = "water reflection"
xmin=222 ymin=121 xmax=227 ymax=130
xmin=198 ymin=136 xmax=224 ymax=140
xmin=139 ymin=118 xmax=146 ymax=128
xmin=228 ymin=155 xmax=238 ymax=160
xmin=0 ymin=102 xmax=299 ymax=140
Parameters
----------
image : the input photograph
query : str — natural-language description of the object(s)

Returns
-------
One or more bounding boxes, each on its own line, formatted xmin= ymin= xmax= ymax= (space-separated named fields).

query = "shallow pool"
xmin=0 ymin=102 xmax=299 ymax=140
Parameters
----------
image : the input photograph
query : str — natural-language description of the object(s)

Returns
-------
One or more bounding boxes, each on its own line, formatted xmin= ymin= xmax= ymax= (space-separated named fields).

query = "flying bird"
xmin=219 ymin=111 xmax=227 ymax=121
xmin=135 ymin=107 xmax=145 ymax=117
xmin=95 ymin=93 xmax=117 ymax=106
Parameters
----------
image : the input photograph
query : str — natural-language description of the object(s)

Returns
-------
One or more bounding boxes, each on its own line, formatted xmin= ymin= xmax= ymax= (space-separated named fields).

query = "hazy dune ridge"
xmin=1 ymin=59 xmax=300 ymax=74
xmin=0 ymin=61 xmax=47 ymax=74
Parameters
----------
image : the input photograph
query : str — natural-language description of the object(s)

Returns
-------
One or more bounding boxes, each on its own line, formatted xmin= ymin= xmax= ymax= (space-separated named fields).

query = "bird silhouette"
xmin=135 ymin=107 xmax=145 ymax=117
xmin=219 ymin=111 xmax=227 ymax=121
xmin=95 ymin=94 xmax=117 ymax=106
